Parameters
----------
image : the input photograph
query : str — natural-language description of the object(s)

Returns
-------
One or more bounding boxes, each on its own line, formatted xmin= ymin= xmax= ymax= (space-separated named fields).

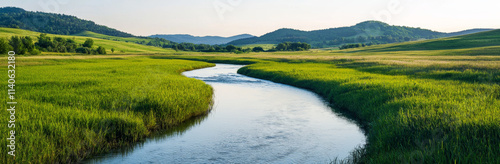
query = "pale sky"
xmin=1 ymin=0 xmax=499 ymax=37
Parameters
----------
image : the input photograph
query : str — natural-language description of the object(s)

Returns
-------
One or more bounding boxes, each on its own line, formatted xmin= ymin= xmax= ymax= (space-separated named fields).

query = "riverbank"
xmin=89 ymin=64 xmax=365 ymax=163
xmin=155 ymin=53 xmax=499 ymax=163
xmin=3 ymin=53 xmax=499 ymax=163
xmin=0 ymin=57 xmax=215 ymax=163
xmin=154 ymin=30 xmax=500 ymax=163
xmin=237 ymin=61 xmax=499 ymax=163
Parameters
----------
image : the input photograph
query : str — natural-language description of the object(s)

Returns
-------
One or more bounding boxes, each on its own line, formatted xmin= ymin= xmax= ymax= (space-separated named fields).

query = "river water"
xmin=87 ymin=64 xmax=366 ymax=164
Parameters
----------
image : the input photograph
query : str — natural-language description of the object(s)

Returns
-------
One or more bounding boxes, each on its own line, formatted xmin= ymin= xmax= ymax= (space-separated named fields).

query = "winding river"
xmin=87 ymin=64 xmax=366 ymax=163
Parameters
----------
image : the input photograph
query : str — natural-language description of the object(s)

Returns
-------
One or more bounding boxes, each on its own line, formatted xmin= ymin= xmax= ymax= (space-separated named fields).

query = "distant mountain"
xmin=149 ymin=34 xmax=255 ymax=45
xmin=228 ymin=21 xmax=495 ymax=48
xmin=0 ymin=7 xmax=134 ymax=37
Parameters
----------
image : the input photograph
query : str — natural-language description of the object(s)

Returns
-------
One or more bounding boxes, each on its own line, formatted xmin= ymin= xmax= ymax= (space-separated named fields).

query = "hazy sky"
xmin=1 ymin=0 xmax=499 ymax=37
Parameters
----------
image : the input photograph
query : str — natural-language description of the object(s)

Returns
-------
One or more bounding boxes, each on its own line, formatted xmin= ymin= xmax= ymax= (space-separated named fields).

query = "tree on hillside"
xmin=252 ymin=46 xmax=264 ymax=52
xmin=21 ymin=36 xmax=34 ymax=51
xmin=339 ymin=43 xmax=368 ymax=50
xmin=96 ymin=46 xmax=106 ymax=54
xmin=21 ymin=36 xmax=40 ymax=55
xmin=9 ymin=36 xmax=26 ymax=54
xmin=177 ymin=44 xmax=184 ymax=51
xmin=207 ymin=47 xmax=215 ymax=52
xmin=274 ymin=42 xmax=311 ymax=51
xmin=83 ymin=38 xmax=94 ymax=48
xmin=225 ymin=45 xmax=237 ymax=52
xmin=36 ymin=33 xmax=53 ymax=50
xmin=64 ymin=38 xmax=78 ymax=53
xmin=276 ymin=43 xmax=287 ymax=51
xmin=0 ymin=38 xmax=12 ymax=54
xmin=75 ymin=47 xmax=91 ymax=54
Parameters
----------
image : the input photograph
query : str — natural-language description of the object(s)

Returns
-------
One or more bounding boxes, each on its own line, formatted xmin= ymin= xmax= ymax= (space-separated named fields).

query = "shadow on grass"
xmin=82 ymin=112 xmax=211 ymax=163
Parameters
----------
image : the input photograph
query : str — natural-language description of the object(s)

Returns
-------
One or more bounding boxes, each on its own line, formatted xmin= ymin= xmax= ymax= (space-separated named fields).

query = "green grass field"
xmin=161 ymin=29 xmax=500 ymax=163
xmin=238 ymin=61 xmax=499 ymax=163
xmin=0 ymin=57 xmax=214 ymax=163
xmin=1 ymin=28 xmax=499 ymax=163
xmin=155 ymin=51 xmax=500 ymax=163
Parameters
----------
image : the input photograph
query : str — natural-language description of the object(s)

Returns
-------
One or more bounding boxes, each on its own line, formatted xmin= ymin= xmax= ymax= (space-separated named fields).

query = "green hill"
xmin=0 ymin=27 xmax=175 ymax=54
xmin=229 ymin=21 xmax=494 ymax=48
xmin=229 ymin=21 xmax=444 ymax=47
xmin=0 ymin=7 xmax=134 ymax=37
xmin=74 ymin=31 xmax=162 ymax=44
xmin=337 ymin=29 xmax=500 ymax=56
xmin=364 ymin=29 xmax=500 ymax=51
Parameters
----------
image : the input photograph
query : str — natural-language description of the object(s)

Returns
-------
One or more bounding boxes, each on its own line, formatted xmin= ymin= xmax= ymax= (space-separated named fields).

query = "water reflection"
xmin=86 ymin=64 xmax=366 ymax=164
xmin=87 ymin=113 xmax=210 ymax=163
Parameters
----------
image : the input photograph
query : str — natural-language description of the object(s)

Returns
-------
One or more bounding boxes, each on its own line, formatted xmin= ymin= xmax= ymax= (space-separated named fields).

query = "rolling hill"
xmin=445 ymin=28 xmax=495 ymax=37
xmin=149 ymin=34 xmax=255 ymax=45
xmin=352 ymin=29 xmax=500 ymax=52
xmin=228 ymin=21 xmax=494 ymax=48
xmin=74 ymin=31 xmax=172 ymax=45
xmin=0 ymin=7 xmax=134 ymax=37
xmin=334 ymin=29 xmax=500 ymax=57
xmin=0 ymin=27 xmax=175 ymax=54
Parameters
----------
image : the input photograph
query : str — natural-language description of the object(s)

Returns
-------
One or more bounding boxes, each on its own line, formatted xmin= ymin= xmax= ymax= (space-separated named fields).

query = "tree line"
xmin=138 ymin=36 xmax=311 ymax=53
xmin=338 ymin=43 xmax=371 ymax=50
xmin=0 ymin=34 xmax=310 ymax=56
xmin=0 ymin=34 xmax=106 ymax=55
xmin=273 ymin=42 xmax=311 ymax=51
xmin=167 ymin=42 xmax=310 ymax=53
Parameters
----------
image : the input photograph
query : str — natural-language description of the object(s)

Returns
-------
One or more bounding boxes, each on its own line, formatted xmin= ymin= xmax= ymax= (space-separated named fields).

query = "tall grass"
xmin=143 ymin=29 xmax=500 ymax=163
xmin=0 ymin=57 xmax=214 ymax=163
xmin=0 ymin=27 xmax=498 ymax=163
xmin=238 ymin=61 xmax=499 ymax=163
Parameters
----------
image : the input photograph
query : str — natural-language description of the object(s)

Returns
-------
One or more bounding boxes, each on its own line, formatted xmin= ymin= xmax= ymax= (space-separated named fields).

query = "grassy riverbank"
xmin=0 ymin=27 xmax=498 ymax=163
xmin=238 ymin=61 xmax=499 ymax=163
xmin=161 ymin=52 xmax=500 ymax=163
xmin=164 ymin=30 xmax=500 ymax=163
xmin=153 ymin=53 xmax=500 ymax=163
xmin=0 ymin=57 xmax=214 ymax=163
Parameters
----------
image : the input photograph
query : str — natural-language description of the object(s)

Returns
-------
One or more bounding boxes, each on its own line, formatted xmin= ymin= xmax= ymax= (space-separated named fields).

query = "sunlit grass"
xmin=236 ymin=60 xmax=499 ymax=163
xmin=163 ymin=30 xmax=500 ymax=163
xmin=0 ymin=57 xmax=214 ymax=163
xmin=0 ymin=27 xmax=498 ymax=164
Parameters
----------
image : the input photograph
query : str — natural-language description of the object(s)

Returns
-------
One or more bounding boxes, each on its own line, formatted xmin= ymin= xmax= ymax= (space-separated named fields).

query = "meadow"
xmin=161 ymin=30 xmax=500 ymax=163
xmin=159 ymin=53 xmax=500 ymax=163
xmin=238 ymin=61 xmax=499 ymax=163
xmin=0 ymin=27 xmax=499 ymax=163
xmin=0 ymin=57 xmax=214 ymax=163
